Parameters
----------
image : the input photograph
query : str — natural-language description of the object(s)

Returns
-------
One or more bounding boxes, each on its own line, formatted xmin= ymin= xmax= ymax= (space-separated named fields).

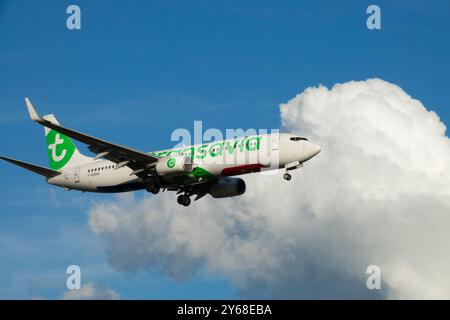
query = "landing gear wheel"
xmin=146 ymin=186 xmax=160 ymax=194
xmin=283 ymin=173 xmax=292 ymax=181
xmin=177 ymin=194 xmax=191 ymax=207
xmin=145 ymin=177 xmax=161 ymax=194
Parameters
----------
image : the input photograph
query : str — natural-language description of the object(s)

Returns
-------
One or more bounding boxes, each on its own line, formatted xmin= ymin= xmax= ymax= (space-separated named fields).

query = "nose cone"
xmin=310 ymin=143 xmax=321 ymax=156
xmin=303 ymin=141 xmax=321 ymax=161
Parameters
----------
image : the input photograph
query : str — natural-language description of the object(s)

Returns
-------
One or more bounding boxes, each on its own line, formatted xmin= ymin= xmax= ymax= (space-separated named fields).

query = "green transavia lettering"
xmin=150 ymin=136 xmax=262 ymax=159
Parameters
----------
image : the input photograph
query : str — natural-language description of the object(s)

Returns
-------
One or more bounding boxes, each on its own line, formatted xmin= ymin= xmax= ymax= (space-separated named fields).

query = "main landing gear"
xmin=146 ymin=185 xmax=160 ymax=194
xmin=145 ymin=177 xmax=161 ymax=194
xmin=177 ymin=194 xmax=191 ymax=207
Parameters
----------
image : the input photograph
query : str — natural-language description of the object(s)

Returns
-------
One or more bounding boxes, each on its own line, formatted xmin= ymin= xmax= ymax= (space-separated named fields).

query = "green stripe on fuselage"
xmin=162 ymin=167 xmax=215 ymax=185
xmin=190 ymin=167 xmax=214 ymax=178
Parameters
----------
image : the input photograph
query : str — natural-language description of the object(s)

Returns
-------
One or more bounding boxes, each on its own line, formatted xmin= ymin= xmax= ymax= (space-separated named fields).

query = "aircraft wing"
xmin=25 ymin=98 xmax=159 ymax=176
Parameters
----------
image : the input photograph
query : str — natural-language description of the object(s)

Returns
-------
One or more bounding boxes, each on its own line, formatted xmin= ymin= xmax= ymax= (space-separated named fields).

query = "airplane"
xmin=0 ymin=98 xmax=321 ymax=206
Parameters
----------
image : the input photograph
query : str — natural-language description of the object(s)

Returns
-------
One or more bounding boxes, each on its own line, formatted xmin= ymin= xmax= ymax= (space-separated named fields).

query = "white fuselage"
xmin=47 ymin=133 xmax=320 ymax=192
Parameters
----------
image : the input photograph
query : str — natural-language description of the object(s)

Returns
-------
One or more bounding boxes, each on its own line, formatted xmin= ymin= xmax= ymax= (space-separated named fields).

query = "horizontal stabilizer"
xmin=0 ymin=156 xmax=61 ymax=178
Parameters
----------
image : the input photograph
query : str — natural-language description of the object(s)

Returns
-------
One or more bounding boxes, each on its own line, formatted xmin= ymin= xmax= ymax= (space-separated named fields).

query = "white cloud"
xmin=62 ymin=282 xmax=119 ymax=300
xmin=88 ymin=79 xmax=450 ymax=299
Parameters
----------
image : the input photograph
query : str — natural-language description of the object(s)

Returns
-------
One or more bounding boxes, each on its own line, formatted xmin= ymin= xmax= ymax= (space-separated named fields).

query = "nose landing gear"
xmin=283 ymin=161 xmax=303 ymax=181
xmin=177 ymin=194 xmax=191 ymax=207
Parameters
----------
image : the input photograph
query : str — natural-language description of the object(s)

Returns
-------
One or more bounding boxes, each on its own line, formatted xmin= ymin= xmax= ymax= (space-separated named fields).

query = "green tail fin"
xmin=43 ymin=114 xmax=91 ymax=170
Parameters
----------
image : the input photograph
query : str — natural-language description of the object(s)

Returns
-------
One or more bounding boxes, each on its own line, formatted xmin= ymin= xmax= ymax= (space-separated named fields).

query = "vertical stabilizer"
xmin=42 ymin=114 xmax=92 ymax=170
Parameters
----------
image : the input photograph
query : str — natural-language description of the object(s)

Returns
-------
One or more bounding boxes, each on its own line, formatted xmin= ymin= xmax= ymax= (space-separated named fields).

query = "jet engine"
xmin=155 ymin=154 xmax=193 ymax=176
xmin=209 ymin=177 xmax=246 ymax=198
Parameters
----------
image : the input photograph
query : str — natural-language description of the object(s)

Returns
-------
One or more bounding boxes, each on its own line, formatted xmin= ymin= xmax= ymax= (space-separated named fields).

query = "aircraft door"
xmin=74 ymin=167 xmax=80 ymax=183
xmin=271 ymin=134 xmax=279 ymax=150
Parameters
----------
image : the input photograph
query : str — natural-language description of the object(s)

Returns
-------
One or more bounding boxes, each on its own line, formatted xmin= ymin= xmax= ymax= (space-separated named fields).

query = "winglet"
xmin=25 ymin=97 xmax=42 ymax=122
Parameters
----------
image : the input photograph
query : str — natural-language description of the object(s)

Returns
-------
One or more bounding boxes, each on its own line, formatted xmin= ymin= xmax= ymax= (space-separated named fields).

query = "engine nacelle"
xmin=209 ymin=177 xmax=246 ymax=198
xmin=155 ymin=154 xmax=193 ymax=176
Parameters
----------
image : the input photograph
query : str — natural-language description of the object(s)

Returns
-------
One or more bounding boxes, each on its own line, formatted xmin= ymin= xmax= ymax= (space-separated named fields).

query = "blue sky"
xmin=0 ymin=1 xmax=449 ymax=299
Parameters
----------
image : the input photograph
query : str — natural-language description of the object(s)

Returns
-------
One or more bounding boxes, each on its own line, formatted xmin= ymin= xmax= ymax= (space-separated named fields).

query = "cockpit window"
xmin=290 ymin=137 xmax=308 ymax=141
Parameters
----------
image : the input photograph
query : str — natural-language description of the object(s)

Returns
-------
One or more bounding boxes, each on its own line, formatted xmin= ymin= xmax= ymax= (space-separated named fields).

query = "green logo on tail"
xmin=46 ymin=130 xmax=75 ymax=170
